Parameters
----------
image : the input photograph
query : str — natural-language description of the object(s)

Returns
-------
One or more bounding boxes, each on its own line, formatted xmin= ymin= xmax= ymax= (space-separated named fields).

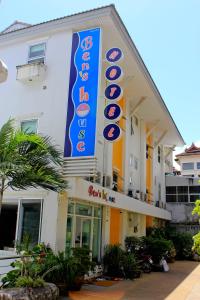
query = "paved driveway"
xmin=66 ymin=261 xmax=200 ymax=300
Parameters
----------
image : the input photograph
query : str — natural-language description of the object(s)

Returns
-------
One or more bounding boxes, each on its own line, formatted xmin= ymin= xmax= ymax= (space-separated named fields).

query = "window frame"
xmin=28 ymin=42 xmax=46 ymax=64
xmin=20 ymin=118 xmax=38 ymax=134
xmin=182 ymin=162 xmax=194 ymax=170
xmin=16 ymin=199 xmax=43 ymax=245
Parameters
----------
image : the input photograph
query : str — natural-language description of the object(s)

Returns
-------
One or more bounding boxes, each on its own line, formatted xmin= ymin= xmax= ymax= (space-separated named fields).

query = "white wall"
xmin=0 ymin=30 xmax=72 ymax=149
xmin=125 ymin=106 xmax=141 ymax=194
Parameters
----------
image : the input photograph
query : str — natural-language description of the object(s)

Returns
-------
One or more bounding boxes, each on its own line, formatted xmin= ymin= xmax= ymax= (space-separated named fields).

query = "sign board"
xmin=64 ymin=28 xmax=101 ymax=157
xmin=104 ymin=103 xmax=122 ymax=121
xmin=105 ymin=83 xmax=123 ymax=101
xmin=103 ymin=123 xmax=121 ymax=142
xmin=105 ymin=47 xmax=123 ymax=63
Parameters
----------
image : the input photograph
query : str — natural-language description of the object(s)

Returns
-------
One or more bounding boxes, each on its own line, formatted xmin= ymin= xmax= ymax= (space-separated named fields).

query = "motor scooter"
xmin=152 ymin=252 xmax=169 ymax=272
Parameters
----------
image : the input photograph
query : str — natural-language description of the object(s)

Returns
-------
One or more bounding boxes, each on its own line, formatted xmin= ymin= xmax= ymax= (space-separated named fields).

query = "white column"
xmin=55 ymin=191 xmax=68 ymax=252
xmin=40 ymin=192 xmax=59 ymax=251
xmin=140 ymin=119 xmax=146 ymax=194
xmin=101 ymin=206 xmax=110 ymax=254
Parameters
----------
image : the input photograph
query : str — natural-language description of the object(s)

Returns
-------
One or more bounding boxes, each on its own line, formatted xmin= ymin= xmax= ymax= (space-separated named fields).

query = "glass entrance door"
xmin=82 ymin=219 xmax=91 ymax=248
xmin=75 ymin=217 xmax=91 ymax=248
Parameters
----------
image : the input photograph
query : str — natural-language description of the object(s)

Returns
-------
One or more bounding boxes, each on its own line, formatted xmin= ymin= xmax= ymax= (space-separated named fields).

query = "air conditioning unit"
xmin=16 ymin=62 xmax=46 ymax=82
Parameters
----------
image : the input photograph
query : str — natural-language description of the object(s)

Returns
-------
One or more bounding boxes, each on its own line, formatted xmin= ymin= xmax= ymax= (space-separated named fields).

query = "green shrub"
xmin=103 ymin=244 xmax=140 ymax=279
xmin=121 ymin=252 xmax=141 ymax=279
xmin=142 ymin=237 xmax=171 ymax=263
xmin=124 ymin=236 xmax=142 ymax=253
xmin=146 ymin=227 xmax=167 ymax=239
xmin=15 ymin=276 xmax=45 ymax=288
xmin=192 ymin=232 xmax=200 ymax=255
xmin=168 ymin=232 xmax=193 ymax=260
xmin=103 ymin=244 xmax=124 ymax=277
xmin=146 ymin=226 xmax=193 ymax=261
xmin=1 ymin=244 xmax=93 ymax=292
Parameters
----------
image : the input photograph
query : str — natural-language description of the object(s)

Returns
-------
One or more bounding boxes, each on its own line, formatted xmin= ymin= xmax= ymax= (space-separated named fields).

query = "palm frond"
xmin=0 ymin=119 xmax=67 ymax=196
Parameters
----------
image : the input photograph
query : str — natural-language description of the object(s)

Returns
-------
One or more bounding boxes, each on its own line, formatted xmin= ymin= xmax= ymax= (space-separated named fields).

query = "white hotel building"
xmin=0 ymin=5 xmax=184 ymax=260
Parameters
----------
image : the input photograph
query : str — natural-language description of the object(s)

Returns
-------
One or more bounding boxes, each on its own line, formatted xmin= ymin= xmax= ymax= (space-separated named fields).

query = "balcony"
xmin=63 ymin=157 xmax=97 ymax=177
xmin=68 ymin=177 xmax=171 ymax=220
xmin=16 ymin=62 xmax=46 ymax=82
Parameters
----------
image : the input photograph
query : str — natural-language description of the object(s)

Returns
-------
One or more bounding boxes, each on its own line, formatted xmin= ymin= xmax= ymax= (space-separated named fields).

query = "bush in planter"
xmin=142 ymin=237 xmax=171 ymax=264
xmin=43 ymin=247 xmax=94 ymax=293
xmin=103 ymin=244 xmax=141 ymax=279
xmin=103 ymin=244 xmax=124 ymax=277
xmin=124 ymin=236 xmax=142 ymax=253
xmin=1 ymin=255 xmax=46 ymax=289
xmin=169 ymin=232 xmax=193 ymax=260
xmin=121 ymin=252 xmax=141 ymax=279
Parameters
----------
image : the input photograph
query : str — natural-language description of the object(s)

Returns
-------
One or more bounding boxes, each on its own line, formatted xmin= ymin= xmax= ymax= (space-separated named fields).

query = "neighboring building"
xmin=166 ymin=143 xmax=200 ymax=234
xmin=166 ymin=175 xmax=200 ymax=234
xmin=0 ymin=5 xmax=184 ymax=260
xmin=175 ymin=143 xmax=200 ymax=177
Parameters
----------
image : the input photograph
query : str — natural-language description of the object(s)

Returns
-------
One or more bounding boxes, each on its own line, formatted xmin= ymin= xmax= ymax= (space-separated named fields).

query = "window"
xmin=67 ymin=202 xmax=102 ymax=262
xmin=177 ymin=186 xmax=188 ymax=194
xmin=129 ymin=154 xmax=133 ymax=166
xmin=21 ymin=119 xmax=38 ymax=134
xmin=189 ymin=186 xmax=200 ymax=194
xmin=158 ymin=146 xmax=161 ymax=163
xmin=177 ymin=194 xmax=188 ymax=202
xmin=166 ymin=186 xmax=176 ymax=194
xmin=146 ymin=144 xmax=149 ymax=159
xmin=190 ymin=195 xmax=200 ymax=202
xmin=182 ymin=162 xmax=194 ymax=170
xmin=28 ymin=43 xmax=46 ymax=64
xmin=134 ymin=157 xmax=138 ymax=170
xmin=166 ymin=195 xmax=176 ymax=202
xmin=197 ymin=162 xmax=200 ymax=169
xmin=18 ymin=200 xmax=42 ymax=246
xmin=112 ymin=170 xmax=118 ymax=191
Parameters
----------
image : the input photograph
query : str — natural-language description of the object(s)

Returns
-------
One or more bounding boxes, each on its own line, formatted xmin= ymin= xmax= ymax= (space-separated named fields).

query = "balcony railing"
xmin=16 ymin=62 xmax=46 ymax=82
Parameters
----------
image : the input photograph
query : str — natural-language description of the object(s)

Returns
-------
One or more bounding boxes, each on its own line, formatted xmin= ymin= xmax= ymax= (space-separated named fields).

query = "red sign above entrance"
xmin=88 ymin=185 xmax=116 ymax=203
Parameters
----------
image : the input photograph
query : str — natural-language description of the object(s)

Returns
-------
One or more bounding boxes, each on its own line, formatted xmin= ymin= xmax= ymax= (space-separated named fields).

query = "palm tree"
xmin=0 ymin=119 xmax=67 ymax=215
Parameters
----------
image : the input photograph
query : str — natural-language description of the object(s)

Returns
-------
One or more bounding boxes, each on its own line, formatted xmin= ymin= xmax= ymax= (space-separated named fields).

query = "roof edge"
xmin=109 ymin=6 xmax=185 ymax=146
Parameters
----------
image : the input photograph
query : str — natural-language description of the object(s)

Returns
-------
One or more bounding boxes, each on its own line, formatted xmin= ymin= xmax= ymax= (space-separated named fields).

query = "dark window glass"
xmin=177 ymin=186 xmax=188 ymax=194
xmin=146 ymin=144 xmax=149 ymax=159
xmin=158 ymin=146 xmax=161 ymax=163
xmin=166 ymin=186 xmax=176 ymax=194
xmin=197 ymin=162 xmax=200 ymax=169
xmin=190 ymin=195 xmax=200 ymax=202
xmin=28 ymin=43 xmax=46 ymax=64
xmin=21 ymin=203 xmax=41 ymax=245
xmin=182 ymin=163 xmax=194 ymax=170
xmin=166 ymin=195 xmax=176 ymax=202
xmin=177 ymin=195 xmax=188 ymax=202
xmin=189 ymin=186 xmax=200 ymax=193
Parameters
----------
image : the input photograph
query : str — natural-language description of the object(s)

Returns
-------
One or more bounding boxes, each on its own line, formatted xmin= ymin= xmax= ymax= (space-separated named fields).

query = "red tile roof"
xmin=176 ymin=143 xmax=200 ymax=157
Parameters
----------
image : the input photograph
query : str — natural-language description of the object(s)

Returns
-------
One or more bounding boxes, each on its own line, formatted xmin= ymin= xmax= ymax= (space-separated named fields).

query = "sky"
xmin=0 ymin=0 xmax=199 ymax=146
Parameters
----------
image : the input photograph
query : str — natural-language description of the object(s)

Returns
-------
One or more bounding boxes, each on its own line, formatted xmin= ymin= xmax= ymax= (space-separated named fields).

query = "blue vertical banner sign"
xmin=64 ymin=28 xmax=101 ymax=157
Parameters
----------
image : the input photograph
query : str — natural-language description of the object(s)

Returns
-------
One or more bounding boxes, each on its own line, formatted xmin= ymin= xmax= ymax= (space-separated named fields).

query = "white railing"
xmin=63 ymin=157 xmax=97 ymax=177
xmin=0 ymin=250 xmax=17 ymax=283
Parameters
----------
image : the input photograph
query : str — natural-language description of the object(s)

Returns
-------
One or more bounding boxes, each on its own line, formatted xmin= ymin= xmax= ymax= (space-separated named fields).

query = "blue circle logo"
xmin=105 ymin=84 xmax=123 ymax=101
xmin=106 ymin=48 xmax=123 ymax=63
xmin=104 ymin=104 xmax=122 ymax=121
xmin=105 ymin=65 xmax=122 ymax=82
xmin=103 ymin=124 xmax=121 ymax=142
